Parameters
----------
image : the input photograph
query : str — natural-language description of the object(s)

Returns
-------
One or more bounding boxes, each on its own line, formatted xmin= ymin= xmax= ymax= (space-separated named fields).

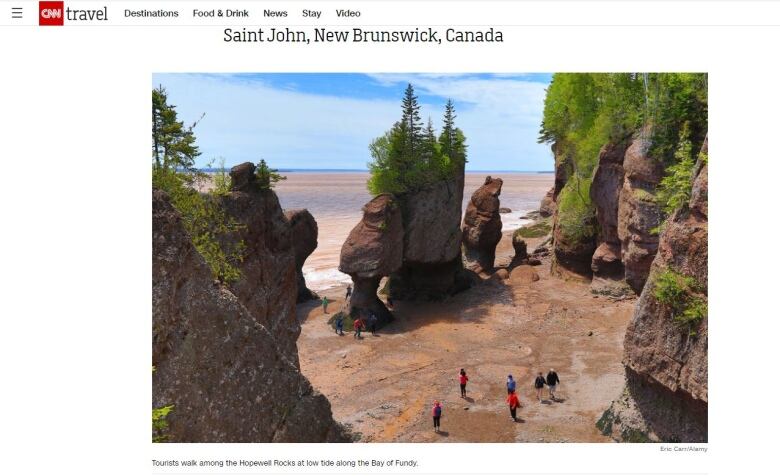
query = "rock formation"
xmin=598 ymin=137 xmax=708 ymax=443
xmin=218 ymin=163 xmax=299 ymax=364
xmin=462 ymin=176 xmax=504 ymax=271
xmin=539 ymin=187 xmax=556 ymax=217
xmin=390 ymin=172 xmax=471 ymax=300
xmin=152 ymin=188 xmax=347 ymax=443
xmin=339 ymin=194 xmax=404 ymax=325
xmin=590 ymin=142 xmax=631 ymax=296
xmin=284 ymin=209 xmax=319 ymax=303
xmin=510 ymin=234 xmax=528 ymax=267
xmin=618 ymin=130 xmax=665 ymax=293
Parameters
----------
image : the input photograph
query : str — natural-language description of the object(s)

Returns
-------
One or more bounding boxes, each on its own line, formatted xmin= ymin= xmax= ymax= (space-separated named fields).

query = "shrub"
xmin=152 ymin=405 xmax=174 ymax=442
xmin=153 ymin=166 xmax=245 ymax=283
xmin=653 ymin=268 xmax=707 ymax=335
xmin=255 ymin=159 xmax=286 ymax=190
xmin=556 ymin=177 xmax=597 ymax=244
xmin=211 ymin=157 xmax=231 ymax=196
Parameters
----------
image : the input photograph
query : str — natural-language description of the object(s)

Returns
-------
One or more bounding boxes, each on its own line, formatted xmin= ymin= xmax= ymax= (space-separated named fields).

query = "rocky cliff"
xmin=548 ymin=130 xmax=665 ymax=295
xmin=390 ymin=172 xmax=471 ymax=300
xmin=617 ymin=131 xmax=665 ymax=294
xmin=152 ymin=187 xmax=347 ymax=443
xmin=218 ymin=163 xmax=300 ymax=364
xmin=598 ymin=137 xmax=708 ymax=443
xmin=462 ymin=176 xmax=503 ymax=271
xmin=550 ymin=141 xmax=598 ymax=279
xmin=284 ymin=209 xmax=319 ymax=303
xmin=339 ymin=194 xmax=404 ymax=324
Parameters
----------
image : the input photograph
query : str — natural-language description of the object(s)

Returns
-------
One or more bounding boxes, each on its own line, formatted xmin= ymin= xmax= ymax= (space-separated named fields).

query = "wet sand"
xmin=297 ymin=233 xmax=636 ymax=443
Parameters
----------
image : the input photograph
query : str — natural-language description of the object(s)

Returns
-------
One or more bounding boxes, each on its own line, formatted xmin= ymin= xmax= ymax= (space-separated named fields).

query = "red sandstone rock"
xmin=462 ymin=176 xmax=504 ymax=270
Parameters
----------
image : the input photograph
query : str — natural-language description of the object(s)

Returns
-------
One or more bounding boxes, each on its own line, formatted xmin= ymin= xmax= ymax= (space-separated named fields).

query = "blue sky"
xmin=152 ymin=73 xmax=554 ymax=171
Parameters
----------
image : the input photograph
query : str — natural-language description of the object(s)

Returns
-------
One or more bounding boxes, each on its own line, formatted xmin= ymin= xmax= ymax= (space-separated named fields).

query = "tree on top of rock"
xmin=368 ymin=85 xmax=467 ymax=196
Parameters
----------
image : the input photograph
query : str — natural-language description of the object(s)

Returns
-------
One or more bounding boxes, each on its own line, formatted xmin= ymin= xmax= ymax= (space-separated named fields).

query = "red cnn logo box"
xmin=39 ymin=1 xmax=64 ymax=26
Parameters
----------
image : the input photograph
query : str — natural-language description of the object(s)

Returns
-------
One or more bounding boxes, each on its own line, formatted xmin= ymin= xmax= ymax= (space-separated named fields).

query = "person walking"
xmin=335 ymin=314 xmax=345 ymax=336
xmin=507 ymin=391 xmax=522 ymax=422
xmin=534 ymin=372 xmax=546 ymax=403
xmin=546 ymin=368 xmax=560 ymax=401
xmin=353 ymin=317 xmax=363 ymax=339
xmin=459 ymin=369 xmax=469 ymax=398
xmin=368 ymin=312 xmax=378 ymax=336
xmin=432 ymin=401 xmax=442 ymax=432
xmin=321 ymin=296 xmax=329 ymax=314
xmin=506 ymin=375 xmax=517 ymax=395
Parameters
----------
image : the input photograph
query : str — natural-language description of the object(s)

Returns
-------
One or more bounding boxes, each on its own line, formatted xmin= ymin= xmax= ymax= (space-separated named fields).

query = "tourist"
xmin=368 ymin=312 xmax=378 ymax=336
xmin=507 ymin=391 xmax=522 ymax=422
xmin=345 ymin=285 xmax=352 ymax=299
xmin=321 ymin=296 xmax=329 ymax=314
xmin=335 ymin=314 xmax=345 ymax=336
xmin=534 ymin=372 xmax=546 ymax=403
xmin=353 ymin=317 xmax=363 ymax=339
xmin=432 ymin=401 xmax=442 ymax=432
xmin=459 ymin=369 xmax=469 ymax=398
xmin=506 ymin=374 xmax=516 ymax=395
xmin=546 ymin=368 xmax=560 ymax=401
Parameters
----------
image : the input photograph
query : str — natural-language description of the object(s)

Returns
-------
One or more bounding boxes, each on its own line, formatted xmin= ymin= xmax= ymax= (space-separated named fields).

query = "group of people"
xmin=432 ymin=368 xmax=562 ymax=431
xmin=331 ymin=285 xmax=380 ymax=338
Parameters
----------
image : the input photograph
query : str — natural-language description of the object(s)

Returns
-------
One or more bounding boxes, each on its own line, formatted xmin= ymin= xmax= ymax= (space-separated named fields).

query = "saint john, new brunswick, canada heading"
xmin=223 ymin=27 xmax=505 ymax=44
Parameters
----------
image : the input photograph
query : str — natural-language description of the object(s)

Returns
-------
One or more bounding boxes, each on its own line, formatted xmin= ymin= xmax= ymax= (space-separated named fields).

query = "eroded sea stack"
xmin=598 ymin=138 xmax=708 ymax=442
xmin=462 ymin=176 xmax=504 ymax=271
xmin=339 ymin=194 xmax=404 ymax=324
xmin=284 ymin=209 xmax=319 ymax=303
xmin=152 ymin=180 xmax=347 ymax=442
xmin=390 ymin=171 xmax=471 ymax=300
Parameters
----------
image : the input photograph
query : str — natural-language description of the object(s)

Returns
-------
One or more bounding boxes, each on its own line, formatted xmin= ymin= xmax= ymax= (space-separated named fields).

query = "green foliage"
xmin=152 ymin=404 xmax=174 ymax=442
xmin=539 ymin=73 xmax=707 ymax=180
xmin=368 ymin=85 xmax=467 ymax=196
xmin=556 ymin=177 xmax=597 ymax=243
xmin=656 ymin=139 xmax=698 ymax=216
xmin=153 ymin=167 xmax=246 ymax=283
xmin=513 ymin=218 xmax=552 ymax=238
xmin=653 ymin=268 xmax=707 ymax=335
xmin=152 ymin=85 xmax=202 ymax=171
xmin=255 ymin=159 xmax=286 ymax=190
xmin=152 ymin=86 xmax=245 ymax=283
xmin=211 ymin=157 xmax=231 ymax=196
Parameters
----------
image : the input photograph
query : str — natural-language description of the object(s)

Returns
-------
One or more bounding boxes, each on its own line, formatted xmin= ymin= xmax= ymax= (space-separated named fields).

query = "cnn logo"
xmin=39 ymin=1 xmax=64 ymax=26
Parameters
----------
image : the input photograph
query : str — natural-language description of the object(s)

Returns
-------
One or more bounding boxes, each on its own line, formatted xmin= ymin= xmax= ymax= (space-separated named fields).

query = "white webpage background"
xmin=0 ymin=1 xmax=777 ymax=476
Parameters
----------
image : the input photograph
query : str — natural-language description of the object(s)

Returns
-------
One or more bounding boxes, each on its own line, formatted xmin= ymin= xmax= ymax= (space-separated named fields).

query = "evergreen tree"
xmin=439 ymin=99 xmax=456 ymax=159
xmin=400 ymin=83 xmax=424 ymax=161
xmin=151 ymin=85 xmax=202 ymax=172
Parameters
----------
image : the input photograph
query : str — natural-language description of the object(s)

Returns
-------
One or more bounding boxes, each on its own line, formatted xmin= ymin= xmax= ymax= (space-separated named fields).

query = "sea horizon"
xmin=199 ymin=167 xmax=555 ymax=174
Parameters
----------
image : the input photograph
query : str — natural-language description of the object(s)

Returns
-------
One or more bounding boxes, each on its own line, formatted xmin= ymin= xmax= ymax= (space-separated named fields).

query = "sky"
xmin=151 ymin=73 xmax=554 ymax=171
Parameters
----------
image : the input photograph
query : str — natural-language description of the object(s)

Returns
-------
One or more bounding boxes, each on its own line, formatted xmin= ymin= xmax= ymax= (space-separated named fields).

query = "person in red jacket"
xmin=353 ymin=317 xmax=363 ymax=339
xmin=432 ymin=401 xmax=443 ymax=432
xmin=459 ymin=369 xmax=469 ymax=398
xmin=507 ymin=391 xmax=522 ymax=422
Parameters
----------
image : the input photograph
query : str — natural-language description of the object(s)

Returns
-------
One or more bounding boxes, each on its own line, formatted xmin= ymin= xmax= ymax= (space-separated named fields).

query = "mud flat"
xmin=297 ymin=232 xmax=635 ymax=442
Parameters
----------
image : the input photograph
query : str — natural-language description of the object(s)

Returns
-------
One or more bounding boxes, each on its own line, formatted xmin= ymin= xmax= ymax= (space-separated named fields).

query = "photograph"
xmin=151 ymin=73 xmax=708 ymax=444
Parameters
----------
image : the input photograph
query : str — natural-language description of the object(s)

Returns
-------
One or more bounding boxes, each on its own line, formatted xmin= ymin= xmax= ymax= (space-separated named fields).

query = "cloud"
xmin=153 ymin=73 xmax=553 ymax=171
